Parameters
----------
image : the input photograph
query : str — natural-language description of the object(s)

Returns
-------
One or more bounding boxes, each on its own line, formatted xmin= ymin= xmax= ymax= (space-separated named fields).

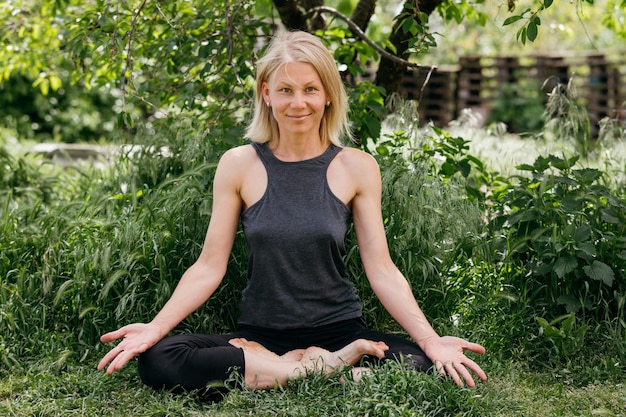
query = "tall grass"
xmin=0 ymin=122 xmax=242 ymax=370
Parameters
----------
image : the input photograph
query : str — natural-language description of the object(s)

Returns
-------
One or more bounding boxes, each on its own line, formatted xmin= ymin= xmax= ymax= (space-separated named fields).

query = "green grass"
xmin=2 ymin=358 xmax=624 ymax=416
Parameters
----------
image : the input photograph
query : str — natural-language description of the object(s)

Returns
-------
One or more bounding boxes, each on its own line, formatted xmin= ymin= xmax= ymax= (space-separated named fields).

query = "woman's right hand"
xmin=97 ymin=322 xmax=163 ymax=374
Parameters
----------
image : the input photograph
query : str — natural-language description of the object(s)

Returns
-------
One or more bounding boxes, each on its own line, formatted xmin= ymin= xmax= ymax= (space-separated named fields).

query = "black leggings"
xmin=137 ymin=318 xmax=432 ymax=396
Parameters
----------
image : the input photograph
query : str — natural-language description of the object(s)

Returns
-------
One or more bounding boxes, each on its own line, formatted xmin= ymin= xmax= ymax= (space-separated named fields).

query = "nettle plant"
xmin=489 ymin=154 xmax=626 ymax=322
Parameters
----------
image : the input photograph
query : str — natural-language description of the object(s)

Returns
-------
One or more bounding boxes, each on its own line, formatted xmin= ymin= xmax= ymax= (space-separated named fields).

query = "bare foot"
xmin=233 ymin=339 xmax=388 ymax=390
xmin=302 ymin=339 xmax=388 ymax=373
xmin=281 ymin=348 xmax=306 ymax=361
xmin=229 ymin=338 xmax=308 ymax=361
xmin=229 ymin=338 xmax=281 ymax=360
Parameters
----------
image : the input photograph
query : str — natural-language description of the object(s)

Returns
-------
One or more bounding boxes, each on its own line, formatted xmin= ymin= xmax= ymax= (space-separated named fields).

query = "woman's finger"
xmin=462 ymin=341 xmax=486 ymax=355
xmin=444 ymin=362 xmax=462 ymax=386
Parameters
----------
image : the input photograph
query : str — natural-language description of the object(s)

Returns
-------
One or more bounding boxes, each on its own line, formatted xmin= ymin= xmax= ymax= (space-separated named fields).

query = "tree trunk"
xmin=302 ymin=0 xmax=326 ymax=31
xmin=272 ymin=0 xmax=308 ymax=31
xmin=351 ymin=0 xmax=377 ymax=31
xmin=374 ymin=0 xmax=442 ymax=97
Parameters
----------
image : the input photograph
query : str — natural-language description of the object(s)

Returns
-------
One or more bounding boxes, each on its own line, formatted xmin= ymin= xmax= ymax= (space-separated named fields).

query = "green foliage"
xmin=536 ymin=313 xmax=589 ymax=364
xmin=218 ymin=359 xmax=500 ymax=417
xmin=389 ymin=122 xmax=626 ymax=370
xmin=396 ymin=3 xmax=438 ymax=55
xmin=2 ymin=0 xmax=624 ymax=147
xmin=318 ymin=27 xmax=380 ymax=78
xmin=0 ymin=1 xmax=66 ymax=87
xmin=503 ymin=0 xmax=555 ymax=44
xmin=343 ymin=125 xmax=485 ymax=332
xmin=489 ymin=154 xmax=626 ymax=321
xmin=0 ymin=145 xmax=58 ymax=205
xmin=438 ymin=0 xmax=489 ymax=26
xmin=0 ymin=73 xmax=120 ymax=143
xmin=4 ymin=357 xmax=626 ymax=416
xmin=602 ymin=0 xmax=626 ymax=39
xmin=347 ymin=82 xmax=386 ymax=147
xmin=1 ymin=0 xmax=267 ymax=138
xmin=418 ymin=126 xmax=508 ymax=203
xmin=487 ymin=80 xmax=546 ymax=134
xmin=64 ymin=0 xmax=265 ymax=127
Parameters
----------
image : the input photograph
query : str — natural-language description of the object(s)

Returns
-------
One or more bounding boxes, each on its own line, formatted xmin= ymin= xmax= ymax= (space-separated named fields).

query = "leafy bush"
xmin=401 ymin=124 xmax=626 ymax=369
xmin=0 ymin=73 xmax=120 ymax=143
xmin=488 ymin=154 xmax=626 ymax=322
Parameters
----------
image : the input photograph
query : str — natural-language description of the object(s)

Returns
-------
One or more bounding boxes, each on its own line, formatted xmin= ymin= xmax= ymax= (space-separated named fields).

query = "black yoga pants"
xmin=137 ymin=318 xmax=432 ymax=395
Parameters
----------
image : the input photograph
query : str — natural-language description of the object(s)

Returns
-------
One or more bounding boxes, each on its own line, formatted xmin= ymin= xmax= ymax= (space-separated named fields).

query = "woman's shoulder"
xmin=214 ymin=144 xmax=260 ymax=182
xmin=337 ymin=146 xmax=380 ymax=171
xmin=223 ymin=143 xmax=257 ymax=156
xmin=219 ymin=143 xmax=257 ymax=164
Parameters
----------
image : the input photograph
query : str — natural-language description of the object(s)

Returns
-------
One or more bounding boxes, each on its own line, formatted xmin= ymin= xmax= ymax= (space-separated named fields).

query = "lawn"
xmin=2 ymin=356 xmax=625 ymax=416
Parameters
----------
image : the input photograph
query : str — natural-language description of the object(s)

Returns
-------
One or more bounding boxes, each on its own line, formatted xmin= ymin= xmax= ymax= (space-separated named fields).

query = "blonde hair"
xmin=245 ymin=31 xmax=350 ymax=147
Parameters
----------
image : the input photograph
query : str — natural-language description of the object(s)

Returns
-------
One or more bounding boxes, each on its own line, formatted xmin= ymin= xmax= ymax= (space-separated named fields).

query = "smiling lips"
xmin=288 ymin=113 xmax=311 ymax=120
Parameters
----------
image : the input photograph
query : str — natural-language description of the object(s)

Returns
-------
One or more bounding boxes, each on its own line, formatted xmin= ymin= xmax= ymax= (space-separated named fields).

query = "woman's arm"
xmin=97 ymin=147 xmax=246 ymax=374
xmin=348 ymin=150 xmax=487 ymax=387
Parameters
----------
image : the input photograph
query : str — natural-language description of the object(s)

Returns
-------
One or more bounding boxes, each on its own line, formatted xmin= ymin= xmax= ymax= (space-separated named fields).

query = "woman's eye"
xmin=280 ymin=88 xmax=291 ymax=93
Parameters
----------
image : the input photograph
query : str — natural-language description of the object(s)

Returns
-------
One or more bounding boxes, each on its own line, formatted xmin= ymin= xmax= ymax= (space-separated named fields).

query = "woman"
xmin=98 ymin=30 xmax=487 ymax=394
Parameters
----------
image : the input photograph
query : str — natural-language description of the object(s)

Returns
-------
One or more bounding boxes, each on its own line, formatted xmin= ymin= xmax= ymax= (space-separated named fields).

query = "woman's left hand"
xmin=421 ymin=336 xmax=487 ymax=387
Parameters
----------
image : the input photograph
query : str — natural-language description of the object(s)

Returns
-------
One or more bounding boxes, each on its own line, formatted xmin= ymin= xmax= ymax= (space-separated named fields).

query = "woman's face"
xmin=262 ymin=61 xmax=329 ymax=139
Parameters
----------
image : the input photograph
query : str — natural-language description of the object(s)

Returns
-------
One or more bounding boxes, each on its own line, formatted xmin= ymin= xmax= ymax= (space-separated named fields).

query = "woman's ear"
xmin=261 ymin=82 xmax=270 ymax=105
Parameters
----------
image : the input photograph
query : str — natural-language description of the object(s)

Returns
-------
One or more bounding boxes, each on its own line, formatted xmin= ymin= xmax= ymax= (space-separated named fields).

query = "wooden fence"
xmin=398 ymin=50 xmax=626 ymax=137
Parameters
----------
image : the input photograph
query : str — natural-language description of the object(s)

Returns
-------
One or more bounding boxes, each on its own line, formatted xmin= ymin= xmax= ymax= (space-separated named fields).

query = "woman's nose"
xmin=290 ymin=92 xmax=305 ymax=108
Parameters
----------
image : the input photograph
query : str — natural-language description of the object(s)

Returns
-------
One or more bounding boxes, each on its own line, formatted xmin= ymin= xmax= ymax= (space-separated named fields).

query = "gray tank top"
xmin=238 ymin=142 xmax=363 ymax=329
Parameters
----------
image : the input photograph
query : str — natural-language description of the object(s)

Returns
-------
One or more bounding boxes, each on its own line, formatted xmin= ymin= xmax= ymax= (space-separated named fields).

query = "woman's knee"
xmin=136 ymin=334 xmax=245 ymax=393
xmin=137 ymin=338 xmax=182 ymax=390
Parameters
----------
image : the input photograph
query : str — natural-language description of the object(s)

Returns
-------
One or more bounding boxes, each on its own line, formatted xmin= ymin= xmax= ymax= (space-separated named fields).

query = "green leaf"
xmin=557 ymin=296 xmax=582 ymax=313
xmin=440 ymin=161 xmax=456 ymax=177
xmin=401 ymin=17 xmax=416 ymax=35
xmin=554 ymin=256 xmax=578 ymax=278
xmin=536 ymin=317 xmax=563 ymax=338
xmin=503 ymin=15 xmax=524 ymax=26
xmin=574 ymin=225 xmax=592 ymax=243
xmin=583 ymin=261 xmax=615 ymax=287
xmin=526 ymin=21 xmax=538 ymax=42
xmin=561 ymin=313 xmax=575 ymax=333
xmin=518 ymin=27 xmax=527 ymax=44
xmin=531 ymin=155 xmax=551 ymax=172
xmin=600 ymin=208 xmax=620 ymax=224
xmin=576 ymin=241 xmax=596 ymax=258
xmin=573 ymin=168 xmax=602 ymax=184
xmin=376 ymin=145 xmax=389 ymax=156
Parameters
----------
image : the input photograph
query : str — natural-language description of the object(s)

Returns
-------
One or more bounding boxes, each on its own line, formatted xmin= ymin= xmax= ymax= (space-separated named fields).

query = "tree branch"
xmin=304 ymin=6 xmax=435 ymax=71
xmin=121 ymin=0 xmax=149 ymax=112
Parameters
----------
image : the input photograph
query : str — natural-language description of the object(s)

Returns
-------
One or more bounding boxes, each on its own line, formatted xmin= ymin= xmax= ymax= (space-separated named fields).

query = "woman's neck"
xmin=269 ymin=136 xmax=328 ymax=162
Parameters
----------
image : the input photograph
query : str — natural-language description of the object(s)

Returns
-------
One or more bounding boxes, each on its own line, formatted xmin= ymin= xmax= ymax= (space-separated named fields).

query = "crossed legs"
xmin=228 ymin=338 xmax=389 ymax=389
